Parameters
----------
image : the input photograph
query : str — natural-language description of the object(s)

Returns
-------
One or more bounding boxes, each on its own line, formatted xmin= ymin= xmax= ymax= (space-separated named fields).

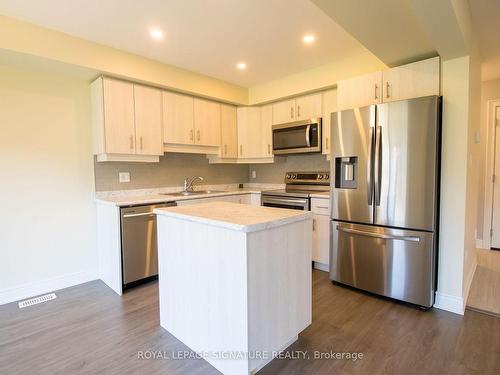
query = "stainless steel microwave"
xmin=272 ymin=118 xmax=322 ymax=155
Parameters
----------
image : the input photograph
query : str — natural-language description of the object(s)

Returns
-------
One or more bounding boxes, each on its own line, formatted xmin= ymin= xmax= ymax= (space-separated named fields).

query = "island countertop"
xmin=154 ymin=201 xmax=312 ymax=233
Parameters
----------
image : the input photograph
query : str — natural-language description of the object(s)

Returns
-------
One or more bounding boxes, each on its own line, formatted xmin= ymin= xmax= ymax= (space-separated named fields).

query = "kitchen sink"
xmin=160 ymin=190 xmax=226 ymax=196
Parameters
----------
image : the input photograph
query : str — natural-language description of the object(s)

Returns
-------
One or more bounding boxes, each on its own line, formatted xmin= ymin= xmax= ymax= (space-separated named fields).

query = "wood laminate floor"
xmin=466 ymin=249 xmax=500 ymax=317
xmin=1 ymin=271 xmax=500 ymax=375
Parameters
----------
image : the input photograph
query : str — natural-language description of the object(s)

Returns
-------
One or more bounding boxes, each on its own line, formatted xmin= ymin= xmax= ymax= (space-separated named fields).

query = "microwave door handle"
xmin=305 ymin=124 xmax=311 ymax=147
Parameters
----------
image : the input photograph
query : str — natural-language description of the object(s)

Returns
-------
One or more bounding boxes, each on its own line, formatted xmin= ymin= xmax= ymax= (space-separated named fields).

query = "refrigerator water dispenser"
xmin=335 ymin=157 xmax=357 ymax=189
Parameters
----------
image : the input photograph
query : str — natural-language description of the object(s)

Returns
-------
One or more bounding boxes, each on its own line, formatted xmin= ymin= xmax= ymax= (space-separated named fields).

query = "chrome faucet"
xmin=183 ymin=176 xmax=204 ymax=192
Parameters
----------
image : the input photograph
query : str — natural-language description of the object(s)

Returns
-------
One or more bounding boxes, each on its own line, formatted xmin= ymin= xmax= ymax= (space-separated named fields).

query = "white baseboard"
xmin=434 ymin=291 xmax=465 ymax=315
xmin=313 ymin=262 xmax=329 ymax=272
xmin=462 ymin=261 xmax=478 ymax=309
xmin=0 ymin=269 xmax=98 ymax=306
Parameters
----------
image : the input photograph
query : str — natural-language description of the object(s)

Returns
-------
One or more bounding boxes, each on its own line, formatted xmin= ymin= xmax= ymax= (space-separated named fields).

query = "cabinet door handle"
xmin=190 ymin=129 xmax=194 ymax=141
xmin=240 ymin=144 xmax=243 ymax=156
xmin=129 ymin=135 xmax=134 ymax=150
xmin=268 ymin=144 xmax=271 ymax=154
xmin=196 ymin=130 xmax=200 ymax=141
xmin=374 ymin=84 xmax=379 ymax=100
xmin=140 ymin=136 xmax=143 ymax=150
xmin=297 ymin=105 xmax=301 ymax=118
xmin=224 ymin=144 xmax=227 ymax=155
xmin=326 ymin=137 xmax=329 ymax=151
xmin=313 ymin=218 xmax=316 ymax=231
xmin=386 ymin=82 xmax=390 ymax=99
xmin=291 ymin=107 xmax=294 ymax=119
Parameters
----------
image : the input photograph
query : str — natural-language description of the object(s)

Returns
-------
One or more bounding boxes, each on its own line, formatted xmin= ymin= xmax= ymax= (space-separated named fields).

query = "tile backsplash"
xmin=93 ymin=153 xmax=249 ymax=191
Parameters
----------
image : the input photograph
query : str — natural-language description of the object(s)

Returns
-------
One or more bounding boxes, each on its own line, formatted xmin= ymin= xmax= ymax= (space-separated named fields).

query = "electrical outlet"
xmin=251 ymin=170 xmax=257 ymax=179
xmin=119 ymin=172 xmax=130 ymax=183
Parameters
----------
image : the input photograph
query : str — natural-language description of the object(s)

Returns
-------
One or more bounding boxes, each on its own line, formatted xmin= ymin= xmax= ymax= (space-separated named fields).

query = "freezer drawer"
xmin=330 ymin=221 xmax=435 ymax=307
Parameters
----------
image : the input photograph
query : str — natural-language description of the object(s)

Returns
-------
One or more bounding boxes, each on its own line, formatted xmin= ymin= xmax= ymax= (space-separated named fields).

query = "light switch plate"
xmin=119 ymin=172 xmax=130 ymax=183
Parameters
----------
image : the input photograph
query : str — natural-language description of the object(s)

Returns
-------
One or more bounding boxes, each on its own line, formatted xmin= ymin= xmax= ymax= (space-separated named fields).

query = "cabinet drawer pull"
xmin=297 ymin=105 xmax=301 ymax=118
xmin=386 ymin=82 xmax=390 ymax=99
xmin=315 ymin=206 xmax=329 ymax=209
xmin=129 ymin=135 xmax=134 ymax=150
xmin=196 ymin=130 xmax=201 ymax=141
xmin=190 ymin=129 xmax=194 ymax=141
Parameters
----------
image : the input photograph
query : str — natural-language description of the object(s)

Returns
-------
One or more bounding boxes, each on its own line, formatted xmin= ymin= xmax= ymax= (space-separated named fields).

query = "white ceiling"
xmin=0 ymin=0 xmax=379 ymax=87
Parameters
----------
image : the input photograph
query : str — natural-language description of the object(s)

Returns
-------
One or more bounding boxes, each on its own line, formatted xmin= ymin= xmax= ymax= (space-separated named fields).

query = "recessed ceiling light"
xmin=149 ymin=28 xmax=164 ymax=40
xmin=303 ymin=34 xmax=315 ymax=44
xmin=236 ymin=62 xmax=247 ymax=70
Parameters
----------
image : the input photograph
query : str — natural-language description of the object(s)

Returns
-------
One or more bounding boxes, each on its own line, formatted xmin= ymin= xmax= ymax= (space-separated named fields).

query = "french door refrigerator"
xmin=330 ymin=95 xmax=441 ymax=308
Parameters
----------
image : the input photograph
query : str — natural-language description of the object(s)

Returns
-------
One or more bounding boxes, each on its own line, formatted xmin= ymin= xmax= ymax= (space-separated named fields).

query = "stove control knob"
xmin=292 ymin=174 xmax=297 ymax=179
xmin=286 ymin=173 xmax=291 ymax=179
xmin=318 ymin=174 xmax=323 ymax=179
xmin=325 ymin=174 xmax=330 ymax=179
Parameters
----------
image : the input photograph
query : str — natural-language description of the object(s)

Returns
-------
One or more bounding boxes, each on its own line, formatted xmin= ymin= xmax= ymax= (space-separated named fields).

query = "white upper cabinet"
xmin=337 ymin=57 xmax=440 ymax=111
xmin=321 ymin=89 xmax=337 ymax=156
xmin=220 ymin=104 xmax=238 ymax=158
xmin=134 ymin=85 xmax=162 ymax=156
xmin=272 ymin=94 xmax=322 ymax=124
xmin=100 ymin=77 xmax=136 ymax=154
xmin=193 ymin=98 xmax=221 ymax=147
xmin=261 ymin=105 xmax=273 ymax=157
xmin=295 ymin=93 xmax=322 ymax=120
xmin=162 ymin=91 xmax=194 ymax=145
xmin=382 ymin=56 xmax=440 ymax=102
xmin=91 ymin=77 xmax=161 ymax=162
xmin=237 ymin=107 xmax=263 ymax=158
xmin=272 ymin=99 xmax=296 ymax=124
xmin=337 ymin=71 xmax=382 ymax=111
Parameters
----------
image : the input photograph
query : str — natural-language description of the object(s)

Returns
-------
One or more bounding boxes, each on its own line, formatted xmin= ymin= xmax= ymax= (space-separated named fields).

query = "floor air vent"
xmin=18 ymin=293 xmax=57 ymax=308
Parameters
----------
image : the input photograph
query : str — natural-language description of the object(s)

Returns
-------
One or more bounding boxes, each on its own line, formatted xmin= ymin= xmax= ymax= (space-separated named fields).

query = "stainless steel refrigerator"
xmin=330 ymin=95 xmax=441 ymax=308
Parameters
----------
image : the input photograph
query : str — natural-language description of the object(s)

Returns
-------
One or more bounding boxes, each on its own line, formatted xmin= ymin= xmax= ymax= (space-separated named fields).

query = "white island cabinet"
xmin=154 ymin=201 xmax=312 ymax=375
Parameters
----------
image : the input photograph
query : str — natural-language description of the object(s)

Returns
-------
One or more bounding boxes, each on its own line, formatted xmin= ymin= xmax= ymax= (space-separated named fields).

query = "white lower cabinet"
xmin=176 ymin=194 xmax=254 ymax=206
xmin=311 ymin=198 xmax=330 ymax=270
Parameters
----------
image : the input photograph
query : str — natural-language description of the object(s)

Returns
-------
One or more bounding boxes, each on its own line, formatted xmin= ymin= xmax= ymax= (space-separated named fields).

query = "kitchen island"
xmin=154 ymin=201 xmax=312 ymax=375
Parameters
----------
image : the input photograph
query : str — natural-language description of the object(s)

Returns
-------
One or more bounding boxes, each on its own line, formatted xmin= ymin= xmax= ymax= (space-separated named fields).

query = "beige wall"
xmin=0 ymin=63 xmax=97 ymax=302
xmin=436 ymin=53 xmax=482 ymax=310
xmin=477 ymin=78 xmax=500 ymax=241
xmin=249 ymin=154 xmax=330 ymax=184
xmin=437 ymin=56 xmax=469 ymax=302
xmin=248 ymin=51 xmax=385 ymax=104
xmin=0 ymin=15 xmax=247 ymax=105
xmin=462 ymin=48 xmax=482 ymax=298
xmin=94 ymin=153 xmax=249 ymax=191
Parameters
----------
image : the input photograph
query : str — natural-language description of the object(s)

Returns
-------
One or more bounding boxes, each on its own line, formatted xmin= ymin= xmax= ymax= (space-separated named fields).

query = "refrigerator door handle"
xmin=374 ymin=125 xmax=382 ymax=206
xmin=367 ymin=126 xmax=374 ymax=206
xmin=336 ymin=225 xmax=421 ymax=242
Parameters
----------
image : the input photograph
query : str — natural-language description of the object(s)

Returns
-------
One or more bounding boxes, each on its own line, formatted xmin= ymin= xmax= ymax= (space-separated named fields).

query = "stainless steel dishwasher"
xmin=120 ymin=202 xmax=176 ymax=288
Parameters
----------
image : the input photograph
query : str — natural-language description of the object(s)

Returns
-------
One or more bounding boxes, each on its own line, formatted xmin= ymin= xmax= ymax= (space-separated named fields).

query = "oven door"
xmin=273 ymin=118 xmax=321 ymax=155
xmin=261 ymin=196 xmax=309 ymax=210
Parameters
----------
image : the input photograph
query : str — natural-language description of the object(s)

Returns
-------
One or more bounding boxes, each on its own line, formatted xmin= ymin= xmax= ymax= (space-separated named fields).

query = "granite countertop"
xmin=95 ymin=188 xmax=267 ymax=207
xmin=155 ymin=201 xmax=312 ymax=232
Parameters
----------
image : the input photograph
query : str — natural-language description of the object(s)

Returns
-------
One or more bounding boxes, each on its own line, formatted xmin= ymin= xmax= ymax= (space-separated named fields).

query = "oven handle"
xmin=262 ymin=197 xmax=309 ymax=207
xmin=305 ymin=124 xmax=311 ymax=147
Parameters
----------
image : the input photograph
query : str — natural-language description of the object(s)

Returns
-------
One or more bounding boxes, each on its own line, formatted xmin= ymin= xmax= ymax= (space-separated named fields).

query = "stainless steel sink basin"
xmin=160 ymin=190 xmax=225 ymax=197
